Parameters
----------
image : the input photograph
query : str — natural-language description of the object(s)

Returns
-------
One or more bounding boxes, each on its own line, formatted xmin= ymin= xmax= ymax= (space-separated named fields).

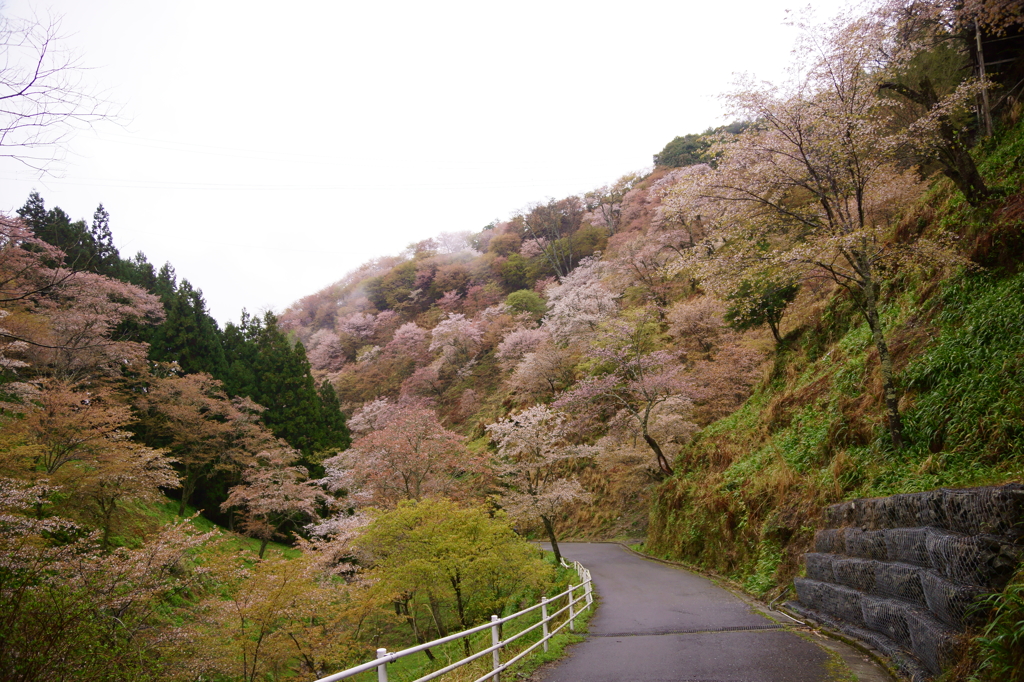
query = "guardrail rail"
xmin=315 ymin=558 xmax=594 ymax=682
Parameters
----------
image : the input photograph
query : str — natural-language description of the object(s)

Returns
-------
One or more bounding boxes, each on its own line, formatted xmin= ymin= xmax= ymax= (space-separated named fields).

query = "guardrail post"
xmin=376 ymin=648 xmax=389 ymax=682
xmin=568 ymin=584 xmax=575 ymax=633
xmin=541 ymin=595 xmax=549 ymax=653
xmin=585 ymin=574 xmax=593 ymax=606
xmin=490 ymin=615 xmax=501 ymax=682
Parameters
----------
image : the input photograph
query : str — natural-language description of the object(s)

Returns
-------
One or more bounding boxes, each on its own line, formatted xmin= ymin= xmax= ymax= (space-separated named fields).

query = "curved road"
xmin=535 ymin=543 xmax=890 ymax=682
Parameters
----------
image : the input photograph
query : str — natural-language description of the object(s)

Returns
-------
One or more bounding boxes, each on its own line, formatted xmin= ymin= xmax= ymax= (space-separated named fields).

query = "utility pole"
xmin=975 ymin=19 xmax=994 ymax=138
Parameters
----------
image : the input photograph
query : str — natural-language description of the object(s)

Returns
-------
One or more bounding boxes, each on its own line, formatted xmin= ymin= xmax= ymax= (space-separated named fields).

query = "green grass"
xmin=970 ymin=570 xmax=1024 ymax=682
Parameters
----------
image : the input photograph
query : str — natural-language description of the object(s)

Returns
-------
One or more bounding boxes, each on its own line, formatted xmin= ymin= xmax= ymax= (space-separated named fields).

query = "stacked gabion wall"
xmin=787 ymin=484 xmax=1023 ymax=681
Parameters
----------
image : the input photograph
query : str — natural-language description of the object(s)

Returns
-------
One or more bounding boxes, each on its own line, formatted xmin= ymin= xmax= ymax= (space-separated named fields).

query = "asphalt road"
xmin=534 ymin=543 xmax=890 ymax=682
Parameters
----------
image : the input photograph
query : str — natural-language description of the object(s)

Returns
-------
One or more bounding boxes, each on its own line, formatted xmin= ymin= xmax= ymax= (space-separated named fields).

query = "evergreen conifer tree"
xmin=89 ymin=204 xmax=121 ymax=277
xmin=148 ymin=279 xmax=227 ymax=376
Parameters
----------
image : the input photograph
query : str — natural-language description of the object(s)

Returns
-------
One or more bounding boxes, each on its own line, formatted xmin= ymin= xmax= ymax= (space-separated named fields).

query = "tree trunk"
xmin=397 ymin=599 xmax=435 ymax=661
xmin=541 ymin=514 xmax=562 ymax=565
xmin=642 ymin=431 xmax=675 ymax=476
xmin=258 ymin=538 xmax=269 ymax=559
xmin=450 ymin=575 xmax=472 ymax=657
xmin=178 ymin=474 xmax=197 ymax=517
xmin=862 ymin=279 xmax=906 ymax=450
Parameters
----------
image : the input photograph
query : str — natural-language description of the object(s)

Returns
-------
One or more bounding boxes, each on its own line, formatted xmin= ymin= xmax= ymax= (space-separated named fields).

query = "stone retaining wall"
xmin=786 ymin=484 xmax=1023 ymax=681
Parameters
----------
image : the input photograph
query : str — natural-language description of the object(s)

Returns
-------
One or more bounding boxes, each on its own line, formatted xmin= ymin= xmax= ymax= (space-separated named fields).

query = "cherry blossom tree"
xmin=337 ymin=311 xmax=377 ymax=340
xmin=519 ymin=237 xmax=547 ymax=259
xmin=435 ymin=231 xmax=473 ymax=254
xmin=18 ymin=380 xmax=132 ymax=474
xmin=654 ymin=164 xmax=720 ymax=248
xmin=346 ymin=397 xmax=401 ymax=435
xmin=867 ymin=0 xmax=1002 ymax=202
xmin=222 ymin=448 xmax=325 ymax=558
xmin=400 ymin=360 xmax=447 ymax=401
xmin=0 ymin=216 xmax=69 ymax=305
xmin=667 ymin=296 xmax=729 ymax=356
xmin=486 ymin=405 xmax=592 ymax=564
xmin=322 ymin=404 xmax=484 ymax=508
xmin=67 ymin=434 xmax=179 ymax=549
xmin=26 ymin=270 xmax=163 ymax=380
xmin=134 ymin=373 xmax=278 ymax=516
xmin=190 ymin=549 xmax=357 ymax=682
xmin=956 ymin=0 xmax=1024 ymax=33
xmin=436 ymin=289 xmax=463 ymax=312
xmin=611 ymin=232 xmax=689 ymax=308
xmin=684 ymin=343 xmax=765 ymax=425
xmin=542 ymin=257 xmax=619 ymax=344
xmin=301 ymin=510 xmax=370 ymax=577
xmin=594 ymin=396 xmax=697 ymax=498
xmin=506 ymin=340 xmax=577 ymax=404
xmin=305 ymin=328 xmax=347 ymax=372
xmin=428 ymin=313 xmax=483 ymax=368
xmin=0 ymin=218 xmax=163 ymax=380
xmin=556 ymin=311 xmax=686 ymax=476
xmin=0 ymin=479 xmax=213 ymax=681
xmin=383 ymin=322 xmax=430 ymax=363
xmin=583 ymin=172 xmax=643 ymax=235
xmin=495 ymin=327 xmax=551 ymax=371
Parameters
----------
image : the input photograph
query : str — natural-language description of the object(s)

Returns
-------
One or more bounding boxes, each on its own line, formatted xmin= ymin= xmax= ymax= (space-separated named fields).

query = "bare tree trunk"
xmin=975 ymin=20 xmax=993 ymax=138
xmin=398 ymin=599 xmax=435 ymax=661
xmin=642 ymin=430 xmax=675 ymax=476
xmin=541 ymin=514 xmax=562 ymax=565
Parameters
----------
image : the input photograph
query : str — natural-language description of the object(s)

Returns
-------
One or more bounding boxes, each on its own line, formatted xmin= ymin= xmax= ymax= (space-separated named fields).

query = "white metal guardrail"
xmin=315 ymin=559 xmax=594 ymax=682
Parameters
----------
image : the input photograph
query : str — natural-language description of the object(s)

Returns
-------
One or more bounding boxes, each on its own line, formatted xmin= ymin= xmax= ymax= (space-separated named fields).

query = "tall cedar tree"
xmin=148 ymin=278 xmax=227 ymax=376
xmin=223 ymin=312 xmax=349 ymax=457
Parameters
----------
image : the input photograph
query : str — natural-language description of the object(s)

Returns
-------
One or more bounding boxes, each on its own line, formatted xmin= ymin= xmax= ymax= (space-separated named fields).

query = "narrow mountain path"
xmin=534 ymin=543 xmax=891 ymax=682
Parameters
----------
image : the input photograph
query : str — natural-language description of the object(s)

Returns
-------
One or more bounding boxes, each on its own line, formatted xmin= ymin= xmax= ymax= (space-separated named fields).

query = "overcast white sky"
xmin=0 ymin=0 xmax=848 ymax=325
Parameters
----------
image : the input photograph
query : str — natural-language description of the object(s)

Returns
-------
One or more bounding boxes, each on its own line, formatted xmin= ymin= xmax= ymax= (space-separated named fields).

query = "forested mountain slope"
xmin=2 ymin=1 xmax=1023 ymax=680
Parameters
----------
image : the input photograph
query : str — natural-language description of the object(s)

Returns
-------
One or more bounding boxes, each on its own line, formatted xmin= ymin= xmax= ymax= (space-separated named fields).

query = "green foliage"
xmin=17 ymin=193 xmax=99 ymax=271
xmin=903 ymin=271 xmax=1024 ymax=466
xmin=653 ymin=121 xmax=748 ymax=167
xmin=120 ymin=251 xmax=159 ymax=291
xmin=316 ymin=380 xmax=351 ymax=458
xmin=222 ymin=312 xmax=350 ymax=457
xmin=499 ymin=253 xmax=534 ymax=291
xmin=971 ymin=572 xmax=1024 ymax=682
xmin=365 ymin=260 xmax=417 ymax=311
xmin=147 ymin=279 xmax=227 ymax=376
xmin=504 ymin=289 xmax=547 ymax=316
xmin=356 ymin=499 xmax=553 ymax=637
xmin=724 ymin=278 xmax=799 ymax=344
xmin=743 ymin=539 xmax=784 ymax=597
